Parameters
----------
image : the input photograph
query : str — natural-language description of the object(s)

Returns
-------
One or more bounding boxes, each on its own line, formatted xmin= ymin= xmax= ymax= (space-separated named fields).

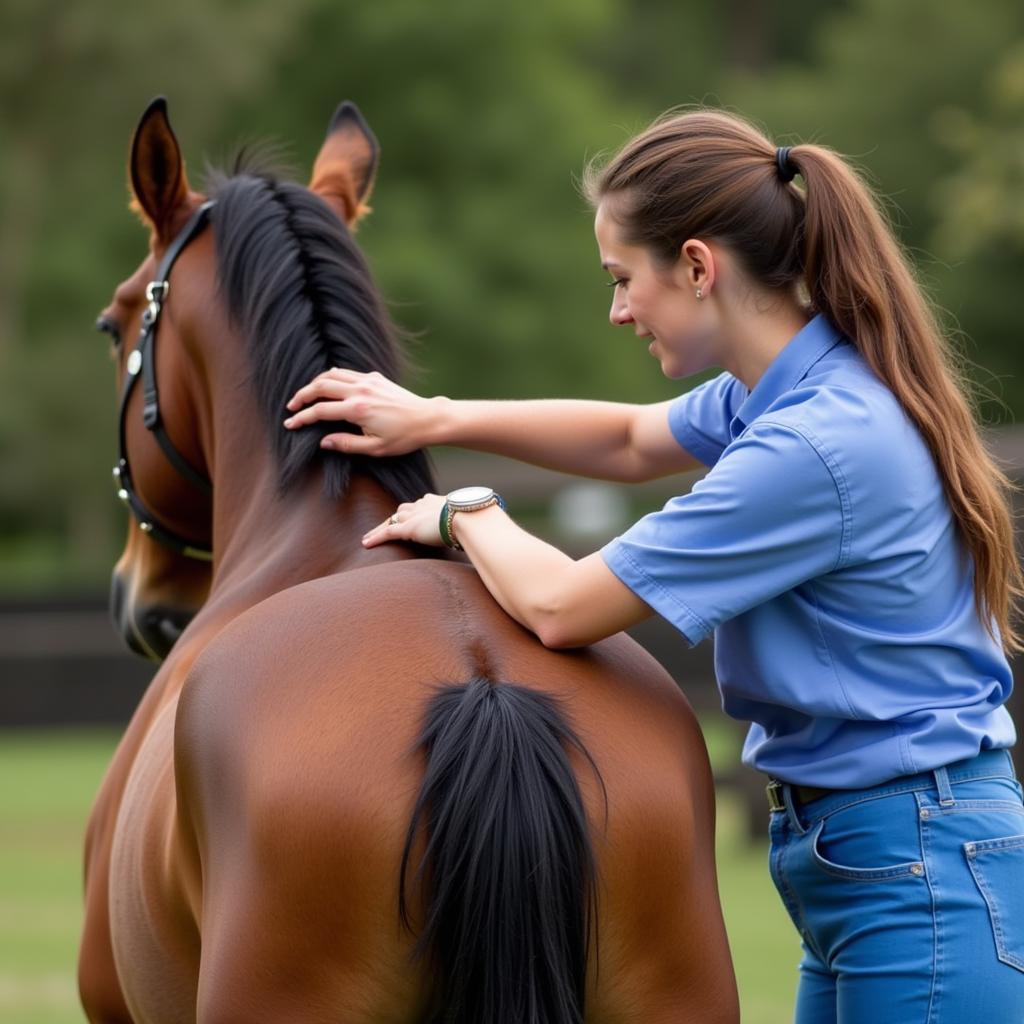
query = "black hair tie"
xmin=775 ymin=147 xmax=798 ymax=183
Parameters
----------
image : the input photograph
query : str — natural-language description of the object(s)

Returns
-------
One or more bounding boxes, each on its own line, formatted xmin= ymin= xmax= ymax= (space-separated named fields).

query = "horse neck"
xmin=211 ymin=464 xmax=412 ymax=597
xmin=199 ymin=357 xmax=417 ymax=605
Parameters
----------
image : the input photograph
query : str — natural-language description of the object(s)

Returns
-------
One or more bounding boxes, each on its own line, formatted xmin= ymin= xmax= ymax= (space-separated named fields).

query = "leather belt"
xmin=765 ymin=779 xmax=833 ymax=813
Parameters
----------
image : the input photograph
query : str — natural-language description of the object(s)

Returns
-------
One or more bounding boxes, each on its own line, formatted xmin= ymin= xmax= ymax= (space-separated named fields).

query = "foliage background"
xmin=3 ymin=0 xmax=1024 ymax=589
xmin=3 ymin=4 xmax=1024 ymax=1021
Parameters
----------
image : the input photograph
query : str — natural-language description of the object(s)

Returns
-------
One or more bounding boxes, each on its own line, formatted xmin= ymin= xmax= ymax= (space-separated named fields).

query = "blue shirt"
xmin=601 ymin=314 xmax=1015 ymax=787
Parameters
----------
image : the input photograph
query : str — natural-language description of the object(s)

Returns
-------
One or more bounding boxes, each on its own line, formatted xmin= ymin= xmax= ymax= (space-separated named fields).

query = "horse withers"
xmin=80 ymin=97 xmax=739 ymax=1024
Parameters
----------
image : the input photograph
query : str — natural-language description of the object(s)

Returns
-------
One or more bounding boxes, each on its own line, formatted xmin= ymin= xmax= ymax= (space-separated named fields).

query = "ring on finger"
xmin=388 ymin=513 xmax=400 ymax=526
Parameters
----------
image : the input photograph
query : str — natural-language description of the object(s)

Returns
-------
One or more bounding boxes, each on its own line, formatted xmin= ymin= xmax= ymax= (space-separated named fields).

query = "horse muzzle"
xmin=109 ymin=570 xmax=196 ymax=661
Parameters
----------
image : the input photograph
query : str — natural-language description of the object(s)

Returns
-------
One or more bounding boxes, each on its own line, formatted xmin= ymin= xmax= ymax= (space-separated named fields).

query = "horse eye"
xmin=96 ymin=315 xmax=122 ymax=347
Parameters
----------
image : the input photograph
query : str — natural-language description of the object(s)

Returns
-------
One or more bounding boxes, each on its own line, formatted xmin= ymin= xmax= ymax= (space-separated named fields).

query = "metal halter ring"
xmin=145 ymin=280 xmax=170 ymax=302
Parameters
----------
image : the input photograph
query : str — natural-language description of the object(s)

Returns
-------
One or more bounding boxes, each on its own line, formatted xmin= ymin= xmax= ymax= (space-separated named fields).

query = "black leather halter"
xmin=113 ymin=201 xmax=216 ymax=561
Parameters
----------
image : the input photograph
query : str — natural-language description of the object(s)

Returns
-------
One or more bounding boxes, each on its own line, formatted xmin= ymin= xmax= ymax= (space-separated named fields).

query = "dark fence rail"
xmin=0 ymin=594 xmax=154 ymax=726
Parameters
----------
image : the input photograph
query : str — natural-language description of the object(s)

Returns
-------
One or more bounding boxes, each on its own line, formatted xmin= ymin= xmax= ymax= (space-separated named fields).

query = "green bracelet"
xmin=438 ymin=502 xmax=457 ymax=549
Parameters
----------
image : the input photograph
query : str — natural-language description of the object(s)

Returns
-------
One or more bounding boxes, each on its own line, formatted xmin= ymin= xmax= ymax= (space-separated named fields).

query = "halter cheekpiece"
xmin=113 ymin=200 xmax=217 ymax=561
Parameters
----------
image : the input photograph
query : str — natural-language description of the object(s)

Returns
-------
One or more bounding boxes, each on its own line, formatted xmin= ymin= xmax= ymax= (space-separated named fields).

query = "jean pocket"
xmin=966 ymin=833 xmax=1024 ymax=972
xmin=810 ymin=819 xmax=925 ymax=882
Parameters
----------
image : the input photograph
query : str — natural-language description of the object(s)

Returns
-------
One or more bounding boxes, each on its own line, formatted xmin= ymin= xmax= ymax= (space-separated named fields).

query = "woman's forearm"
xmin=449 ymin=504 xmax=653 ymax=647
xmin=430 ymin=397 xmax=650 ymax=482
xmin=447 ymin=503 xmax=573 ymax=638
xmin=285 ymin=370 xmax=697 ymax=481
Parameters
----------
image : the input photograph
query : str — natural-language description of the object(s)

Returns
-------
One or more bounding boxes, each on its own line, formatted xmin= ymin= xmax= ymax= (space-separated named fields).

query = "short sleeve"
xmin=600 ymin=421 xmax=847 ymax=645
xmin=667 ymin=372 xmax=748 ymax=467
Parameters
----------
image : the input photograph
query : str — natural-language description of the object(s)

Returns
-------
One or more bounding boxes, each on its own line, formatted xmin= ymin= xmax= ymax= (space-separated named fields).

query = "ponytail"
xmin=585 ymin=109 xmax=1023 ymax=650
xmin=792 ymin=145 xmax=1023 ymax=651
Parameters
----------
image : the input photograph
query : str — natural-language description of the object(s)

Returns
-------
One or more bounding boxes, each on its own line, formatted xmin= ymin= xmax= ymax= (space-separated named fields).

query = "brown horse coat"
xmin=80 ymin=98 xmax=738 ymax=1024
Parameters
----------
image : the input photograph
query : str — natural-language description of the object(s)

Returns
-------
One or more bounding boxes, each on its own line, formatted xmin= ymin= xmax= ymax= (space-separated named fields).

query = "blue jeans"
xmin=768 ymin=749 xmax=1024 ymax=1023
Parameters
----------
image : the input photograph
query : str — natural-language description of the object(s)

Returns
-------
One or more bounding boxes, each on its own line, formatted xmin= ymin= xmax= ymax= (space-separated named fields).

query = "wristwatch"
xmin=439 ymin=486 xmax=506 ymax=550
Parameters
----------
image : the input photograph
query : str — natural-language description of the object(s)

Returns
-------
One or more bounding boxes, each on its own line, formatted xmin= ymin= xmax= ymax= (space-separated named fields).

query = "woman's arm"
xmin=361 ymin=498 xmax=653 ymax=647
xmin=284 ymin=368 xmax=701 ymax=483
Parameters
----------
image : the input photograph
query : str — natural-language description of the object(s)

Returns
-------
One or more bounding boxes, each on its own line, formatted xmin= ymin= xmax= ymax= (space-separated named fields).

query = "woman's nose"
xmin=609 ymin=297 xmax=633 ymax=326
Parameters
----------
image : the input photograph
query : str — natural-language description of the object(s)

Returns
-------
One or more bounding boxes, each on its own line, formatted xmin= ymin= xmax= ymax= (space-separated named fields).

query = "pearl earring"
xmin=696 ymin=288 xmax=704 ymax=300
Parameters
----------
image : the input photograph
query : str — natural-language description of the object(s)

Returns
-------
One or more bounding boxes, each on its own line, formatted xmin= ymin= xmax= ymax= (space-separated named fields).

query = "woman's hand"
xmin=283 ymin=368 xmax=443 ymax=456
xmin=362 ymin=494 xmax=447 ymax=549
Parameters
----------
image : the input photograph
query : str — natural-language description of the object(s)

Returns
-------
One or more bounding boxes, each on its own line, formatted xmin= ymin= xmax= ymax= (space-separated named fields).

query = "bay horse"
xmin=81 ymin=97 xmax=738 ymax=1024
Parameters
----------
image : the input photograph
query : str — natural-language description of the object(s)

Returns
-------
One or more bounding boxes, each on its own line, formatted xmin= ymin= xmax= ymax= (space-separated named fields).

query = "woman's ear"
xmin=679 ymin=239 xmax=716 ymax=296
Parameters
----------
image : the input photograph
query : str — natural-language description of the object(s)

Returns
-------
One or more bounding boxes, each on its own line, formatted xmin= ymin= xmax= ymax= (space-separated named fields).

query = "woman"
xmin=284 ymin=109 xmax=1024 ymax=1021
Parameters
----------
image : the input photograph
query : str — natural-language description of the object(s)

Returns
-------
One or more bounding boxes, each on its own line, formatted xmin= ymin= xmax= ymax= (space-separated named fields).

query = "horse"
xmin=80 ymin=96 xmax=739 ymax=1024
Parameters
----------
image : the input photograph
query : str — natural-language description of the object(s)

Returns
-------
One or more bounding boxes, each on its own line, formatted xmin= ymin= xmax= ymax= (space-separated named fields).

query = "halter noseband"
xmin=113 ymin=200 xmax=216 ymax=561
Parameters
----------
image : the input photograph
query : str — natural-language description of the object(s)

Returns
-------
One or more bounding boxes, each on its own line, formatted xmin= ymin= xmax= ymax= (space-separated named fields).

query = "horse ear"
xmin=129 ymin=97 xmax=191 ymax=239
xmin=309 ymin=101 xmax=380 ymax=228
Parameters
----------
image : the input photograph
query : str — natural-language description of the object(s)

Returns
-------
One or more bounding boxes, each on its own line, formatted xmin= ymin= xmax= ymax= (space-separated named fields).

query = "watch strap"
xmin=439 ymin=492 xmax=506 ymax=550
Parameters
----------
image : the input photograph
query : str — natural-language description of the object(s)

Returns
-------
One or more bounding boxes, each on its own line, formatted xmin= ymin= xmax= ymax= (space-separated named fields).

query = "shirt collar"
xmin=731 ymin=313 xmax=844 ymax=436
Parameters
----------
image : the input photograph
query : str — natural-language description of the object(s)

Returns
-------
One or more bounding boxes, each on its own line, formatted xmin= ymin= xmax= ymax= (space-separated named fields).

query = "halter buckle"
xmin=145 ymin=280 xmax=169 ymax=302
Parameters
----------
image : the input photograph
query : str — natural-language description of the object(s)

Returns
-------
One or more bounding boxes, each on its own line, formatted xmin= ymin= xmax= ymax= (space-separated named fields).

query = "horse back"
xmin=172 ymin=559 xmax=735 ymax=1022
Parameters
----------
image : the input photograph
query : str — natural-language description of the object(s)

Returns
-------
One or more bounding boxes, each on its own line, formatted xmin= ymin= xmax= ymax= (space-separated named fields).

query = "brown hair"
xmin=584 ymin=108 xmax=1023 ymax=651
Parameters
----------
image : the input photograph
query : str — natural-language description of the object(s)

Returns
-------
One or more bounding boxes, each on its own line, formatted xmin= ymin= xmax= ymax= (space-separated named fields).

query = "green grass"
xmin=716 ymin=792 xmax=799 ymax=1021
xmin=0 ymin=730 xmax=117 ymax=1024
xmin=0 ymin=727 xmax=797 ymax=1023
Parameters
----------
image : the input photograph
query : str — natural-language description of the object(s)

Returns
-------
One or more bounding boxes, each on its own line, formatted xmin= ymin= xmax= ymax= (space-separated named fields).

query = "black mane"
xmin=206 ymin=158 xmax=436 ymax=504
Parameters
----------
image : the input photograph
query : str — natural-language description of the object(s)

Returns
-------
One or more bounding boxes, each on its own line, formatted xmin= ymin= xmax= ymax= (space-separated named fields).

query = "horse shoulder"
xmin=173 ymin=563 xmax=478 ymax=1021
xmin=171 ymin=559 xmax=502 ymax=861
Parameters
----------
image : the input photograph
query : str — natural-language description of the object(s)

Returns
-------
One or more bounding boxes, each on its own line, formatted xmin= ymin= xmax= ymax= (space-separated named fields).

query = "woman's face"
xmin=594 ymin=200 xmax=718 ymax=380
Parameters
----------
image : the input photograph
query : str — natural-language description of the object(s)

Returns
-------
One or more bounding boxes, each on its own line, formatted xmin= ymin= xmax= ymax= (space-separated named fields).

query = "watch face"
xmin=448 ymin=485 xmax=494 ymax=508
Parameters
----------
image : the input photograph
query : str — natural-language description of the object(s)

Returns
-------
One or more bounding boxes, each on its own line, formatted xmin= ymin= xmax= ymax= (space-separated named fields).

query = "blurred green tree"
xmin=218 ymin=0 xmax=660 ymax=404
xmin=722 ymin=0 xmax=1024 ymax=421
xmin=0 ymin=0 xmax=318 ymax=584
xmin=928 ymin=40 xmax=1024 ymax=417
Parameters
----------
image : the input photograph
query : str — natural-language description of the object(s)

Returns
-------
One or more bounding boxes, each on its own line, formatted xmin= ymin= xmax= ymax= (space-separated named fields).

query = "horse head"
xmin=98 ymin=96 xmax=419 ymax=660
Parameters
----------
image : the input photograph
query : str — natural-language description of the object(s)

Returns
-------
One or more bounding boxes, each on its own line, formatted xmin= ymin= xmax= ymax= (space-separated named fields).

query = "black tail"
xmin=400 ymin=678 xmax=603 ymax=1024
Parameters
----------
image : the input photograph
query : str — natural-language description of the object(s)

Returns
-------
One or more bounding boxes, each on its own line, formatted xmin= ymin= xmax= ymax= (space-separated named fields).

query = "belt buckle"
xmin=765 ymin=779 xmax=786 ymax=813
